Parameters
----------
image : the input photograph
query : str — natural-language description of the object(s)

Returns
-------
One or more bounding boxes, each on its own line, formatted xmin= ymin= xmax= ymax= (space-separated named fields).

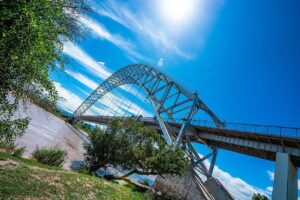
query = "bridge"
xmin=69 ymin=64 xmax=299 ymax=200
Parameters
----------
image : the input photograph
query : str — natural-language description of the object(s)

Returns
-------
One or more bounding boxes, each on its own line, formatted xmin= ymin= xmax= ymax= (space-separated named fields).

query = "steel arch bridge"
xmin=70 ymin=63 xmax=300 ymax=200
xmin=70 ymin=63 xmax=223 ymax=179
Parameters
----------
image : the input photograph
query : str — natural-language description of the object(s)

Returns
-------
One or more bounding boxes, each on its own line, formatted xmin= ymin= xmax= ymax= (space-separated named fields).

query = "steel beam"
xmin=208 ymin=149 xmax=218 ymax=177
xmin=199 ymin=132 xmax=300 ymax=157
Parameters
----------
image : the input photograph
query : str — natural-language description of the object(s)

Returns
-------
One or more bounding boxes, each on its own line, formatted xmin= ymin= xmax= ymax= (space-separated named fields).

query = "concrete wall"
xmin=204 ymin=177 xmax=234 ymax=200
xmin=152 ymin=169 xmax=209 ymax=200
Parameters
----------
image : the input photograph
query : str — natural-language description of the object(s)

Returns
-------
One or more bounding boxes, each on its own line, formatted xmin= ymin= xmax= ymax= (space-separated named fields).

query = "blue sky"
xmin=51 ymin=0 xmax=300 ymax=199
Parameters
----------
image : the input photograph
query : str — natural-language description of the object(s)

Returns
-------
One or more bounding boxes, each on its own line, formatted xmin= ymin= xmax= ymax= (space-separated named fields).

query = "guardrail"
xmin=190 ymin=119 xmax=300 ymax=140
xmin=76 ymin=115 xmax=300 ymax=140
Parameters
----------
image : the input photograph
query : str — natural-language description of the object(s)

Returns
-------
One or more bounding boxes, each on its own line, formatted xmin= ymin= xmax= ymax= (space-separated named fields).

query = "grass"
xmin=0 ymin=152 xmax=150 ymax=200
xmin=74 ymin=123 xmax=94 ymax=136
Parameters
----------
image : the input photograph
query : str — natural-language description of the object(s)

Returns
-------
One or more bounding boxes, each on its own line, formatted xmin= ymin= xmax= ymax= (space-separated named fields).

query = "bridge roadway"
xmin=75 ymin=115 xmax=300 ymax=167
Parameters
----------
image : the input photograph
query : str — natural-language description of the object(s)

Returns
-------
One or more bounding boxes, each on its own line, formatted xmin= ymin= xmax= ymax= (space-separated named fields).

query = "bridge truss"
xmin=71 ymin=63 xmax=223 ymax=179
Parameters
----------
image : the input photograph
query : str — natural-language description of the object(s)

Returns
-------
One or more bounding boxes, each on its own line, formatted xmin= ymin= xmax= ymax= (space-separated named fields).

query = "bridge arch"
xmin=71 ymin=63 xmax=223 ymax=177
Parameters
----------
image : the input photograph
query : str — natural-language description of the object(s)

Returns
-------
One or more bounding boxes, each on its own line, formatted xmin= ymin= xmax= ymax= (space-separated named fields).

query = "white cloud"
xmin=63 ymin=41 xmax=112 ymax=80
xmin=79 ymin=16 xmax=148 ymax=62
xmin=267 ymin=170 xmax=274 ymax=181
xmin=65 ymin=69 xmax=99 ymax=90
xmin=54 ymin=82 xmax=83 ymax=113
xmin=212 ymin=166 xmax=271 ymax=200
xmin=266 ymin=186 xmax=273 ymax=192
xmin=197 ymin=153 xmax=271 ymax=200
xmin=158 ymin=58 xmax=164 ymax=67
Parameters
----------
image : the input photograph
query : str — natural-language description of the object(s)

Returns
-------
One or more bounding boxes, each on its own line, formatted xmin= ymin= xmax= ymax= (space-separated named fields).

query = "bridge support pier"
xmin=272 ymin=152 xmax=297 ymax=200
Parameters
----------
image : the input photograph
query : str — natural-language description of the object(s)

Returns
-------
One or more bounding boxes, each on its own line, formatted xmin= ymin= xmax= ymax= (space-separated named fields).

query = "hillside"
xmin=0 ymin=152 xmax=150 ymax=200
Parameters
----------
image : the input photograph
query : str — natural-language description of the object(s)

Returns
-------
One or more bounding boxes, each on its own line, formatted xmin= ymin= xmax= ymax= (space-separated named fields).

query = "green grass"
xmin=74 ymin=123 xmax=94 ymax=136
xmin=0 ymin=152 xmax=150 ymax=200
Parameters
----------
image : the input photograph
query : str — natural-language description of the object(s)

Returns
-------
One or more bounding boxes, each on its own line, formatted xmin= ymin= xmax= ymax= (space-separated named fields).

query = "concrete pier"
xmin=272 ymin=152 xmax=297 ymax=200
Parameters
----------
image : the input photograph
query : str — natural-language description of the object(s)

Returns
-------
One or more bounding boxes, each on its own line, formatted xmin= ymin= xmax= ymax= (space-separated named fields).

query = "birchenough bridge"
xmin=69 ymin=64 xmax=300 ymax=200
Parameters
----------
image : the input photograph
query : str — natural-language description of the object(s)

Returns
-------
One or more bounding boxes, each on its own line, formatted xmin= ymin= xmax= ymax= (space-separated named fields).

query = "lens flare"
xmin=160 ymin=0 xmax=197 ymax=24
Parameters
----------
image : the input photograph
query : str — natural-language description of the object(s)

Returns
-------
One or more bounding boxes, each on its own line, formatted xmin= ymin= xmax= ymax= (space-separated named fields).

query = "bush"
xmin=0 ymin=141 xmax=25 ymax=157
xmin=0 ymin=141 xmax=14 ymax=152
xmin=32 ymin=146 xmax=67 ymax=167
xmin=10 ymin=146 xmax=26 ymax=157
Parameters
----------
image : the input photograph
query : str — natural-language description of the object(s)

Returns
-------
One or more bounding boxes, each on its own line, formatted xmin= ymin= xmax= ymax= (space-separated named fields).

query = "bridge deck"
xmin=75 ymin=115 xmax=300 ymax=167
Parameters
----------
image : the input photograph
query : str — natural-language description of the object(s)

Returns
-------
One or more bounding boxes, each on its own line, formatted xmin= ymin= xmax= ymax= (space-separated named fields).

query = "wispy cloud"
xmin=213 ymin=166 xmax=271 ymax=200
xmin=198 ymin=153 xmax=271 ymax=200
xmin=65 ymin=69 xmax=98 ymax=90
xmin=79 ymin=16 xmax=149 ymax=62
xmin=54 ymin=82 xmax=83 ymax=113
xmin=95 ymin=0 xmax=195 ymax=59
xmin=63 ymin=41 xmax=111 ymax=80
xmin=157 ymin=58 xmax=164 ymax=67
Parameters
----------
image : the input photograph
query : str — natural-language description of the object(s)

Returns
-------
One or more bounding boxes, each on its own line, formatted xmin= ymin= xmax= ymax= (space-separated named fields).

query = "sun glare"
xmin=160 ymin=0 xmax=197 ymax=24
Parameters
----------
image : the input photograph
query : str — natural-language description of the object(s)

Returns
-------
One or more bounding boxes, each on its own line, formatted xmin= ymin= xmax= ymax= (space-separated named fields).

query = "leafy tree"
xmin=252 ymin=193 xmax=269 ymax=200
xmin=0 ymin=0 xmax=90 ymax=143
xmin=84 ymin=118 xmax=188 ymax=177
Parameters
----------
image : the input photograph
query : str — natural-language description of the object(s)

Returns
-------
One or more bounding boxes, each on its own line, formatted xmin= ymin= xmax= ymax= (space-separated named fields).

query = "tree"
xmin=252 ymin=193 xmax=269 ymax=200
xmin=0 ymin=0 xmax=90 ymax=143
xmin=84 ymin=118 xmax=188 ymax=177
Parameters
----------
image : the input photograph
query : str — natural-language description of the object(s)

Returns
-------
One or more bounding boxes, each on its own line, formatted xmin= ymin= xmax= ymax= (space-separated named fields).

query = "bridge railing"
xmin=78 ymin=115 xmax=300 ymax=140
xmin=190 ymin=119 xmax=300 ymax=140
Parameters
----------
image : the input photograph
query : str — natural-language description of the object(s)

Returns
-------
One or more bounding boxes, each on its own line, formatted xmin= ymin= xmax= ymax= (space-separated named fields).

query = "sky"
xmin=51 ymin=0 xmax=300 ymax=199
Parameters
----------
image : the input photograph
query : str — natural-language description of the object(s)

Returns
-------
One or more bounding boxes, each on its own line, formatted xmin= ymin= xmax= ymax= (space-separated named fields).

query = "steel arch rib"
xmin=70 ymin=63 xmax=223 ymax=177
xmin=72 ymin=63 xmax=222 ymax=125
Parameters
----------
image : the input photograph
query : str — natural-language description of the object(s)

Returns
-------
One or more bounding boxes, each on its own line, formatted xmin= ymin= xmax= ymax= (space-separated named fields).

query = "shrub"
xmin=0 ymin=141 xmax=25 ymax=157
xmin=0 ymin=141 xmax=14 ymax=152
xmin=10 ymin=146 xmax=26 ymax=157
xmin=32 ymin=146 xmax=67 ymax=167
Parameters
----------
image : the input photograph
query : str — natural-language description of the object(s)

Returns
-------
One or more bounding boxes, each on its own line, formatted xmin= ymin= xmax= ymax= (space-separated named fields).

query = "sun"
xmin=160 ymin=0 xmax=197 ymax=24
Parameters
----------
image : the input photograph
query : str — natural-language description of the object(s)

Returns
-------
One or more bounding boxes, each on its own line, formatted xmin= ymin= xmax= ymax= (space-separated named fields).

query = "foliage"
xmin=252 ymin=193 xmax=269 ymax=200
xmin=32 ymin=146 xmax=67 ymax=167
xmin=0 ymin=141 xmax=26 ymax=157
xmin=0 ymin=0 xmax=90 ymax=143
xmin=0 ymin=98 xmax=30 ymax=144
xmin=25 ymin=89 xmax=58 ymax=113
xmin=84 ymin=118 xmax=188 ymax=176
